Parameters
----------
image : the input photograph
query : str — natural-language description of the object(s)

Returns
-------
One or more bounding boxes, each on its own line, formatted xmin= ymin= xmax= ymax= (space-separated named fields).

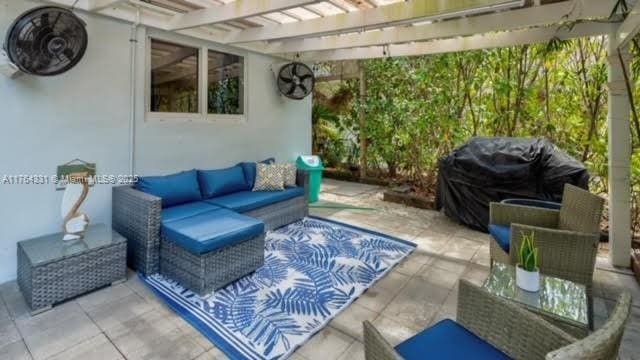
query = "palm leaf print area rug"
xmin=144 ymin=217 xmax=416 ymax=360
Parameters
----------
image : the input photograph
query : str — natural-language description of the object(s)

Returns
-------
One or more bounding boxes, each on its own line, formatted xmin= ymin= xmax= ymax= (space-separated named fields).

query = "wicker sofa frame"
xmin=113 ymin=169 xmax=309 ymax=275
xmin=363 ymin=280 xmax=631 ymax=360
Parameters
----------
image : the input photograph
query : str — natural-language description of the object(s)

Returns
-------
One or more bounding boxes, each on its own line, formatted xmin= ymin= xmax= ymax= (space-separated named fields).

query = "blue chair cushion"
xmin=395 ymin=319 xmax=512 ymax=360
xmin=162 ymin=201 xmax=221 ymax=223
xmin=205 ymin=187 xmax=304 ymax=213
xmin=136 ymin=170 xmax=201 ymax=208
xmin=161 ymin=209 xmax=265 ymax=254
xmin=489 ymin=224 xmax=511 ymax=253
xmin=198 ymin=165 xmax=249 ymax=199
xmin=238 ymin=158 xmax=275 ymax=188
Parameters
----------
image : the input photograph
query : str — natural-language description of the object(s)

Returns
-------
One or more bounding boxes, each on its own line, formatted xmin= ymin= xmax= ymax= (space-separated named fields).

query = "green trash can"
xmin=296 ymin=155 xmax=324 ymax=203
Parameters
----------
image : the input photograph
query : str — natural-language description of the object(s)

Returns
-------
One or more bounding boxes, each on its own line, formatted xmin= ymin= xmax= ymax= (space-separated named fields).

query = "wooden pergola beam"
xmin=168 ymin=0 xmax=321 ymax=31
xmin=617 ymin=0 xmax=640 ymax=48
xmin=266 ymin=0 xmax=617 ymax=54
xmin=290 ymin=22 xmax=614 ymax=62
xmin=221 ymin=0 xmax=527 ymax=44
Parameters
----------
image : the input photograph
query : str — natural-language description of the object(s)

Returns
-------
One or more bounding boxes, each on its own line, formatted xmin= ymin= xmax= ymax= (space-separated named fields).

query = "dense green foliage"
xmin=313 ymin=37 xmax=640 ymax=233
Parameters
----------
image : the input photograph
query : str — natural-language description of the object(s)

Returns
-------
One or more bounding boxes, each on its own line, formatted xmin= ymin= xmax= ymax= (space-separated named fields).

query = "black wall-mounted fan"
xmin=4 ymin=6 xmax=88 ymax=76
xmin=277 ymin=62 xmax=315 ymax=100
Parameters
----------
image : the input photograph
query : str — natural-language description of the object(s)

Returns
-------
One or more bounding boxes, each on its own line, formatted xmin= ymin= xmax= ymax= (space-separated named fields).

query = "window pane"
xmin=150 ymin=40 xmax=199 ymax=113
xmin=208 ymin=50 xmax=244 ymax=115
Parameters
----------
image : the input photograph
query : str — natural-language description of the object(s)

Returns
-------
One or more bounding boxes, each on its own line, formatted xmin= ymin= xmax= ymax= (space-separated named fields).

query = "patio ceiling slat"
xmin=265 ymin=0 xmax=617 ymax=54
xmin=219 ymin=0 xmax=527 ymax=44
xmin=168 ymin=0 xmax=321 ymax=31
xmin=291 ymin=22 xmax=614 ymax=61
xmin=325 ymin=0 xmax=354 ymax=12
xmin=343 ymin=0 xmax=375 ymax=10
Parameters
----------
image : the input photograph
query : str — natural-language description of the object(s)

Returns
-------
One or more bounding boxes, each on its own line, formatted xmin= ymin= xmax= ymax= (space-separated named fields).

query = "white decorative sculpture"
xmin=61 ymin=172 xmax=90 ymax=241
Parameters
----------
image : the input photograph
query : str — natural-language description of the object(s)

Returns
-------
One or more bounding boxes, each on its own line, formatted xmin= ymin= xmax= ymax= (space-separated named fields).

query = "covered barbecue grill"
xmin=435 ymin=137 xmax=589 ymax=232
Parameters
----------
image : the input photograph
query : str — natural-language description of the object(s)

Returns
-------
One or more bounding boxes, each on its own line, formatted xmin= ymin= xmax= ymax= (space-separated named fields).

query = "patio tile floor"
xmin=0 ymin=178 xmax=637 ymax=360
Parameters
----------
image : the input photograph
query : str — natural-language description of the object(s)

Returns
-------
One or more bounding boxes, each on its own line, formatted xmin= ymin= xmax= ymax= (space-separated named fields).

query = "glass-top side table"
xmin=484 ymin=262 xmax=589 ymax=338
xmin=17 ymin=224 xmax=127 ymax=314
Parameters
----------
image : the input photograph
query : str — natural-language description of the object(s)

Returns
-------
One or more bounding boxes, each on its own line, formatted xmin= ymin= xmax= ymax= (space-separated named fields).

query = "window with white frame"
xmin=150 ymin=40 xmax=199 ymax=113
xmin=148 ymin=37 xmax=246 ymax=119
xmin=208 ymin=50 xmax=244 ymax=115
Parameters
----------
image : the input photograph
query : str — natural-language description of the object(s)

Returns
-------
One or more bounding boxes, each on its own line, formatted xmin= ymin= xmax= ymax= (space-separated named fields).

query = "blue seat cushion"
xmin=162 ymin=201 xmax=221 ymax=223
xmin=136 ymin=170 xmax=202 ymax=208
xmin=198 ymin=165 xmax=250 ymax=199
xmin=395 ymin=319 xmax=512 ymax=360
xmin=206 ymin=187 xmax=304 ymax=213
xmin=161 ymin=209 xmax=264 ymax=254
xmin=489 ymin=224 xmax=511 ymax=253
xmin=238 ymin=158 xmax=275 ymax=188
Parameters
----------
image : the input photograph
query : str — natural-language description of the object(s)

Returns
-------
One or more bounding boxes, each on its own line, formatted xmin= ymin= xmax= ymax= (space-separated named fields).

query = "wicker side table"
xmin=17 ymin=224 xmax=127 ymax=314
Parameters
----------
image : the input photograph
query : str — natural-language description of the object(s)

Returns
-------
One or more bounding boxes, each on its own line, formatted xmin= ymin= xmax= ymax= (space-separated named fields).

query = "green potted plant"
xmin=516 ymin=232 xmax=540 ymax=292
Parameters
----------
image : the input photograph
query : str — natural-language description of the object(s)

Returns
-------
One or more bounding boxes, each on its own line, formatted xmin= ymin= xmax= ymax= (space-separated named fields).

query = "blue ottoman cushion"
xmin=395 ymin=319 xmax=512 ymax=360
xmin=206 ymin=187 xmax=304 ymax=213
xmin=162 ymin=209 xmax=265 ymax=254
xmin=162 ymin=201 xmax=221 ymax=223
xmin=136 ymin=169 xmax=202 ymax=208
xmin=489 ymin=224 xmax=512 ymax=253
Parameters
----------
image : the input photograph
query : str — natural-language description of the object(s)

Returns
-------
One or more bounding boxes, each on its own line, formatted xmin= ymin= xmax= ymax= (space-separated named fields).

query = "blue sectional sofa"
xmin=112 ymin=161 xmax=309 ymax=289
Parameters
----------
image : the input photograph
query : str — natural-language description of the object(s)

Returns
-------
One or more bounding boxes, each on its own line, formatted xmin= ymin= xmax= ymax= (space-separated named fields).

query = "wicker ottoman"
xmin=17 ymin=224 xmax=127 ymax=314
xmin=160 ymin=209 xmax=265 ymax=296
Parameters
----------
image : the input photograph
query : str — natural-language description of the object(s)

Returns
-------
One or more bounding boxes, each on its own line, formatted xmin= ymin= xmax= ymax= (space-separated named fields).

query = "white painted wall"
xmin=0 ymin=1 xmax=312 ymax=283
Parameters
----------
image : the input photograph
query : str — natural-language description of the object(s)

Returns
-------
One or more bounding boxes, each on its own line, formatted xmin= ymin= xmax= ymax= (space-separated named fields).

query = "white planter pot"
xmin=516 ymin=265 xmax=540 ymax=292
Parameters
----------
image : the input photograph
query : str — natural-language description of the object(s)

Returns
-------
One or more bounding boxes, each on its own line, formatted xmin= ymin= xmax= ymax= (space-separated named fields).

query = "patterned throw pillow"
xmin=278 ymin=164 xmax=297 ymax=187
xmin=253 ymin=163 xmax=284 ymax=191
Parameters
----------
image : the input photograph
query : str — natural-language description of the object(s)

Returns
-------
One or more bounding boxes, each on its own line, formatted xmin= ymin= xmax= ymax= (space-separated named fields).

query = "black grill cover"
xmin=435 ymin=137 xmax=589 ymax=232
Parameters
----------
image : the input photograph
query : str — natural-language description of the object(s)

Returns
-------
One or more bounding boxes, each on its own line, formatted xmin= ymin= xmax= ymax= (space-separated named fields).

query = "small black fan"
xmin=4 ymin=6 xmax=88 ymax=76
xmin=277 ymin=62 xmax=315 ymax=100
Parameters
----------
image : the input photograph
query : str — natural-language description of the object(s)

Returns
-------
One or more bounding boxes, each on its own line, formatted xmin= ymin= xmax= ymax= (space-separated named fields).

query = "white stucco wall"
xmin=0 ymin=1 xmax=312 ymax=283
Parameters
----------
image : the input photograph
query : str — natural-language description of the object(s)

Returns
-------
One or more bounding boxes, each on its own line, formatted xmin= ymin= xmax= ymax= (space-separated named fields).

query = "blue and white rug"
xmin=144 ymin=216 xmax=415 ymax=360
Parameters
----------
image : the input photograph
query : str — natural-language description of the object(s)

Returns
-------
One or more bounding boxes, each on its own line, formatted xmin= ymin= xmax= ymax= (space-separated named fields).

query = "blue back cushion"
xmin=198 ymin=165 xmax=249 ymax=199
xmin=489 ymin=224 xmax=511 ymax=252
xmin=238 ymin=158 xmax=275 ymax=188
xmin=136 ymin=170 xmax=202 ymax=208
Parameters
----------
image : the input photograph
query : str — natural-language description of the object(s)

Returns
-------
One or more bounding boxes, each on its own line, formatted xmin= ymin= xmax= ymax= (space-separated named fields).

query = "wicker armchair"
xmin=489 ymin=184 xmax=604 ymax=325
xmin=363 ymin=280 xmax=631 ymax=360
